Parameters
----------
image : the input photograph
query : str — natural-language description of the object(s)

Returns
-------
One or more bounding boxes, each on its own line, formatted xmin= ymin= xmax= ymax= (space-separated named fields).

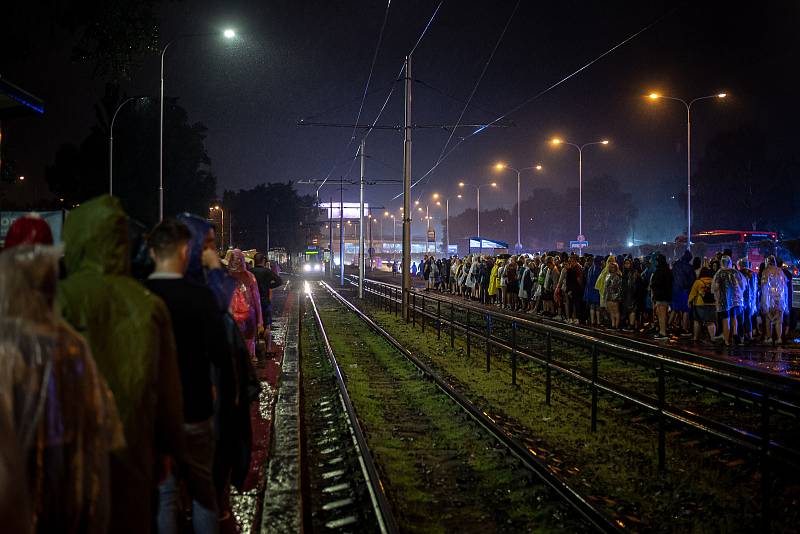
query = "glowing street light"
xmin=160 ymin=28 xmax=239 ymax=220
xmin=209 ymin=205 xmax=226 ymax=250
xmin=646 ymin=90 xmax=727 ymax=250
xmin=494 ymin=161 xmax=544 ymax=252
xmin=550 ymin=136 xmax=610 ymax=254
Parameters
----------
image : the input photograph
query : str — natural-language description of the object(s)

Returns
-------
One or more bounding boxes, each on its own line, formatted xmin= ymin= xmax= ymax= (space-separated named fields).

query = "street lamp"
xmin=550 ymin=137 xmax=610 ymax=254
xmin=458 ymin=181 xmax=497 ymax=254
xmin=432 ymin=192 xmax=457 ymax=255
xmin=110 ymin=96 xmax=150 ymax=196
xmin=494 ymin=162 xmax=543 ymax=253
xmin=209 ymin=205 xmax=226 ymax=250
xmin=160 ymin=29 xmax=238 ymax=220
xmin=647 ymin=91 xmax=727 ymax=250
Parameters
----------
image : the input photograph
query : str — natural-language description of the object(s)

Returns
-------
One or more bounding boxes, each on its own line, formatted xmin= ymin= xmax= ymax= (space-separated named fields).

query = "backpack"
xmin=699 ymin=280 xmax=715 ymax=304
xmin=231 ymin=285 xmax=251 ymax=323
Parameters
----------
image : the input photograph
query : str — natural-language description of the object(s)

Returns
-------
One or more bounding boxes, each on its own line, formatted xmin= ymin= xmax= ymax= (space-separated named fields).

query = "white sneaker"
xmin=764 ymin=338 xmax=772 ymax=344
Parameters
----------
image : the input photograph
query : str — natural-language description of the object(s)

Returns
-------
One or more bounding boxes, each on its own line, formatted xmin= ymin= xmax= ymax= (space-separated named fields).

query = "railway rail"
xmin=301 ymin=285 xmax=399 ymax=533
xmin=303 ymin=281 xmax=604 ymax=532
xmin=345 ymin=274 xmax=800 ymax=530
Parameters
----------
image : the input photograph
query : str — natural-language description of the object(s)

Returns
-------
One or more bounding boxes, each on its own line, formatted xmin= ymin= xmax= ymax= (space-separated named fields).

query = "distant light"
xmin=627 ymin=241 xmax=634 ymax=247
xmin=436 ymin=201 xmax=441 ymax=206
xmin=59 ymin=198 xmax=64 ymax=202
xmin=535 ymin=164 xmax=543 ymax=170
xmin=432 ymin=193 xmax=439 ymax=199
xmin=662 ymin=241 xmax=667 ymax=245
xmin=601 ymin=140 xmax=610 ymax=145
xmin=418 ymin=207 xmax=423 ymax=212
xmin=415 ymin=200 xmax=420 ymax=205
xmin=551 ymin=138 xmax=562 ymax=144
xmin=495 ymin=162 xmax=505 ymax=170
xmin=458 ymin=182 xmax=465 ymax=187
xmin=490 ymin=182 xmax=497 ymax=187
xmin=648 ymin=93 xmax=660 ymax=99
xmin=457 ymin=194 xmax=462 ymax=198
xmin=18 ymin=176 xmax=25 ymax=181
xmin=718 ymin=93 xmax=727 ymax=98
xmin=384 ymin=211 xmax=389 ymax=216
xmin=223 ymin=29 xmax=236 ymax=39
xmin=500 ymin=219 xmax=504 ymax=222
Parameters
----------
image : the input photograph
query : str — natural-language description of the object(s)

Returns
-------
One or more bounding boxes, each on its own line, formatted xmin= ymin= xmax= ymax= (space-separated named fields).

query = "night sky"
xmin=2 ymin=0 xmax=797 ymax=243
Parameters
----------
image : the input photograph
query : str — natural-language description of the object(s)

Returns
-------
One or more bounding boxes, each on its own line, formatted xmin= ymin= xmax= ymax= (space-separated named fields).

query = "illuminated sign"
xmin=468 ymin=237 xmax=508 ymax=250
xmin=319 ymin=202 xmax=370 ymax=220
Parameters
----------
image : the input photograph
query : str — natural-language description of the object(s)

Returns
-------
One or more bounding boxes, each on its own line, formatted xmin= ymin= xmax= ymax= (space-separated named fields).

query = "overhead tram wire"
xmin=315 ymin=0 xmax=393 ymax=199
xmin=312 ymin=0 xmax=445 ymax=201
xmin=394 ymin=8 xmax=674 ymax=201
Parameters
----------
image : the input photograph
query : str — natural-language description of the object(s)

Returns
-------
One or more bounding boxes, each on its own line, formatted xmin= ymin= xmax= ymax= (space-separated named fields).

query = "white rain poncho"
xmin=0 ymin=245 xmax=124 ymax=533
xmin=760 ymin=264 xmax=789 ymax=316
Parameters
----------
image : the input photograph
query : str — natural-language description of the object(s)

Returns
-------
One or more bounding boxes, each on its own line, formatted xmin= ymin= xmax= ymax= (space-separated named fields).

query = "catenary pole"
xmin=401 ymin=56 xmax=412 ymax=320
xmin=359 ymin=139 xmax=365 ymax=299
xmin=339 ymin=180 xmax=345 ymax=286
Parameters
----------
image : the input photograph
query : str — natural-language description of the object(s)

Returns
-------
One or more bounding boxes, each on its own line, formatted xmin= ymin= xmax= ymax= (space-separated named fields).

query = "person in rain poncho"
xmin=57 ymin=196 xmax=184 ymax=534
xmin=760 ymin=255 xmax=789 ymax=344
xmin=488 ymin=258 xmax=501 ymax=303
xmin=225 ymin=248 xmax=263 ymax=357
xmin=711 ymin=255 xmax=746 ymax=346
xmin=0 ymin=241 xmax=125 ymax=534
xmin=594 ymin=255 xmax=616 ymax=311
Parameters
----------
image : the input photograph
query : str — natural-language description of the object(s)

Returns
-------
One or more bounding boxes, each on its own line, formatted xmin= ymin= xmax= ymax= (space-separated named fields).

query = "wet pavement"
xmin=225 ymin=283 xmax=294 ymax=534
xmin=359 ymin=269 xmax=800 ymax=380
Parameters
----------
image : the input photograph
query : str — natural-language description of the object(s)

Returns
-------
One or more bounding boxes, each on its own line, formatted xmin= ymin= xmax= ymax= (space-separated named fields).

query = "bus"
xmin=677 ymin=230 xmax=777 ymax=268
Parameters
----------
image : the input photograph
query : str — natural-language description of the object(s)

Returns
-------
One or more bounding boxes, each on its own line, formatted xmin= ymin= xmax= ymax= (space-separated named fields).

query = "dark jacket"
xmin=650 ymin=257 xmax=673 ymax=303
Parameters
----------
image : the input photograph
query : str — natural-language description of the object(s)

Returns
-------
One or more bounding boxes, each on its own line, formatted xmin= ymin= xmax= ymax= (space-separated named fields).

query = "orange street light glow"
xmin=602 ymin=140 xmax=610 ymax=145
xmin=432 ymin=193 xmax=439 ymax=199
xmin=458 ymin=182 xmax=465 ymax=187
xmin=718 ymin=93 xmax=727 ymax=98
xmin=648 ymin=92 xmax=660 ymax=99
xmin=495 ymin=162 xmax=505 ymax=170
xmin=551 ymin=138 xmax=562 ymax=144
xmin=490 ymin=182 xmax=497 ymax=187
xmin=535 ymin=164 xmax=543 ymax=170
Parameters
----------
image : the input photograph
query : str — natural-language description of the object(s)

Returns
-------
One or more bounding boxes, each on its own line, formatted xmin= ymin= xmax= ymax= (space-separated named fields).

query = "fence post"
xmin=546 ymin=332 xmax=552 ymax=406
xmin=450 ymin=303 xmax=455 ymax=348
xmin=412 ymin=292 xmax=416 ymax=326
xmin=466 ymin=309 xmax=471 ymax=359
xmin=761 ymin=393 xmax=771 ymax=532
xmin=511 ymin=321 xmax=517 ymax=386
xmin=437 ymin=300 xmax=441 ymax=340
xmin=421 ymin=294 xmax=426 ymax=332
xmin=485 ymin=314 xmax=492 ymax=373
xmin=394 ymin=287 xmax=398 ymax=317
xmin=657 ymin=362 xmax=666 ymax=471
xmin=591 ymin=345 xmax=598 ymax=432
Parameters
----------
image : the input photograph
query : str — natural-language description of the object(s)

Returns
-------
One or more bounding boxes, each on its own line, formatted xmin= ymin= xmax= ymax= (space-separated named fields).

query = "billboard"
xmin=468 ymin=237 xmax=508 ymax=250
xmin=319 ymin=202 xmax=370 ymax=220
xmin=1 ymin=211 xmax=65 ymax=243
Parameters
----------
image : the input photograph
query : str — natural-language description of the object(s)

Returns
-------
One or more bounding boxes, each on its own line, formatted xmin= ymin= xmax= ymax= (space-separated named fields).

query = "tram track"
xmin=338 ymin=275 xmax=800 ymax=531
xmin=301 ymin=282 xmax=600 ymax=533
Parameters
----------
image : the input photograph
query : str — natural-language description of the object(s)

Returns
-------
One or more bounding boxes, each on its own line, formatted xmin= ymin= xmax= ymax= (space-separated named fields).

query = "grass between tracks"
xmin=357 ymin=300 xmax=799 ymax=533
xmin=306 ymin=296 xmax=588 ymax=534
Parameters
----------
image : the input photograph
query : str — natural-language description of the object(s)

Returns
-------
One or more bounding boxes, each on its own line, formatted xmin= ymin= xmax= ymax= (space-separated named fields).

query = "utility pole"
xmin=369 ymin=213 xmax=373 ymax=271
xmin=339 ymin=180 xmax=345 ymax=286
xmin=329 ymin=196 xmax=333 ymax=278
xmin=358 ymin=139 xmax=365 ymax=299
xmin=401 ymin=56 xmax=412 ymax=320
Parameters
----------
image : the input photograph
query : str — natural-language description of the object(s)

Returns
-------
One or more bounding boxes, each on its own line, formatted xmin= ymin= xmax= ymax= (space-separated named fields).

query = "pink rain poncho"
xmin=225 ymin=249 xmax=263 ymax=355
xmin=0 ymin=245 xmax=124 ymax=533
xmin=760 ymin=261 xmax=788 ymax=317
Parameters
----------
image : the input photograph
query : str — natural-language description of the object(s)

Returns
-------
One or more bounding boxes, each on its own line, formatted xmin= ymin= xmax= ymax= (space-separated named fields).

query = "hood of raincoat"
xmin=176 ymin=213 xmax=212 ymax=282
xmin=5 ymin=215 xmax=54 ymax=248
xmin=62 ymin=195 xmax=130 ymax=277
xmin=226 ymin=248 xmax=246 ymax=273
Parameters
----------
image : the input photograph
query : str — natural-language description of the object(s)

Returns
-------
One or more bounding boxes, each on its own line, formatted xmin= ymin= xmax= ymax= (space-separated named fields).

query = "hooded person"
xmin=0 ymin=244 xmax=124 ymax=534
xmin=594 ymin=255 xmax=616 ymax=310
xmin=760 ymin=256 xmax=789 ymax=344
xmin=670 ymin=249 xmax=695 ymax=334
xmin=4 ymin=214 xmax=54 ymax=248
xmin=225 ymin=248 xmax=263 ymax=358
xmin=176 ymin=214 xmax=259 ymax=510
xmin=56 ymin=196 xmax=184 ymax=534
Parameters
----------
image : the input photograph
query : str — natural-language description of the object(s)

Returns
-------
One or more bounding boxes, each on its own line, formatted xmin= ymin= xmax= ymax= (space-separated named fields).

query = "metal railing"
xmin=348 ymin=275 xmax=800 ymax=530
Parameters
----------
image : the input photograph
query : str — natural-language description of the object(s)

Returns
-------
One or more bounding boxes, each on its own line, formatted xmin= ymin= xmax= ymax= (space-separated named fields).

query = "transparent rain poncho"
xmin=0 ymin=245 xmax=124 ymax=533
xmin=760 ymin=263 xmax=789 ymax=315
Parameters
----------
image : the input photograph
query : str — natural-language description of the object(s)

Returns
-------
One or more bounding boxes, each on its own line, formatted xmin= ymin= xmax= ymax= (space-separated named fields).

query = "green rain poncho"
xmin=57 ymin=196 xmax=183 ymax=534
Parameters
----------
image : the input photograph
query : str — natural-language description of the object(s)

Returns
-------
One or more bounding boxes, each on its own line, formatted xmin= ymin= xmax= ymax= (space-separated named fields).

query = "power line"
xmin=395 ymin=8 xmax=673 ymax=201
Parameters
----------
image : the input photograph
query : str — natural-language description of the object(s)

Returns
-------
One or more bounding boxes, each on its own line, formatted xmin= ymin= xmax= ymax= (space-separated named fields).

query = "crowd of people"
xmin=414 ymin=247 xmax=794 ymax=346
xmin=0 ymin=195 xmax=283 ymax=533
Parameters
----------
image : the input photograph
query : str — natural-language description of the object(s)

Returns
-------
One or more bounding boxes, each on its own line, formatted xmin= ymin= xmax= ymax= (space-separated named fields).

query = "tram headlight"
xmin=313 ymin=263 xmax=322 ymax=272
xmin=303 ymin=264 xmax=311 ymax=272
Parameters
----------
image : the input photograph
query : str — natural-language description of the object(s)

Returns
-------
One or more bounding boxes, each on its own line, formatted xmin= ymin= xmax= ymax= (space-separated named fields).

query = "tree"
xmin=46 ymin=86 xmax=217 ymax=227
xmin=688 ymin=122 xmax=799 ymax=234
xmin=222 ymin=183 xmax=318 ymax=253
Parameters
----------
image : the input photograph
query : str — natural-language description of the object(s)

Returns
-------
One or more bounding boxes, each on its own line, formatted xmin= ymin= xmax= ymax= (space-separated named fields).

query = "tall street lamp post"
xmin=109 ymin=96 xmax=149 ymax=196
xmin=160 ymin=29 xmax=237 ymax=220
xmin=432 ymin=193 xmax=454 ymax=255
xmin=647 ymin=91 xmax=727 ymax=250
xmin=458 ymin=181 xmax=497 ymax=255
xmin=550 ymin=137 xmax=609 ymax=255
xmin=210 ymin=205 xmax=225 ymax=250
xmin=494 ymin=162 xmax=543 ymax=253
